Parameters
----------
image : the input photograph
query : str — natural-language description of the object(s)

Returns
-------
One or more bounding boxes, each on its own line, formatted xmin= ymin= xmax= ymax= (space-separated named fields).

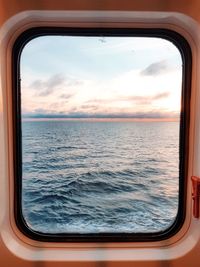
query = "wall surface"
xmin=0 ymin=0 xmax=199 ymax=25
xmin=0 ymin=0 xmax=200 ymax=266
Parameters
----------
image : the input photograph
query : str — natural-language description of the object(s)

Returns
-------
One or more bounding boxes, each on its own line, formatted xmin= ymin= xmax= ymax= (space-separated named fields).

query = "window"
xmin=13 ymin=28 xmax=191 ymax=242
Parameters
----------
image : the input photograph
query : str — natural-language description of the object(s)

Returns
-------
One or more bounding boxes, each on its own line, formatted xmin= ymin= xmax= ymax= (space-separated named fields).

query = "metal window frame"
xmin=12 ymin=27 xmax=192 ymax=242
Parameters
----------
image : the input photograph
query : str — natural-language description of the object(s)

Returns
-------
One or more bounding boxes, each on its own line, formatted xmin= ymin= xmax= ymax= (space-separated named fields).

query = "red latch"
xmin=191 ymin=176 xmax=200 ymax=218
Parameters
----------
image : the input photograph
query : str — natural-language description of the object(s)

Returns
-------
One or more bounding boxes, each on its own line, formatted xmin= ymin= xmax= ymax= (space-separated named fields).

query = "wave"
xmin=22 ymin=121 xmax=179 ymax=234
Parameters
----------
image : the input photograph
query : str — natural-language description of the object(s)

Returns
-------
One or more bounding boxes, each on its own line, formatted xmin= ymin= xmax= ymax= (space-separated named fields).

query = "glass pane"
xmin=21 ymin=35 xmax=182 ymax=234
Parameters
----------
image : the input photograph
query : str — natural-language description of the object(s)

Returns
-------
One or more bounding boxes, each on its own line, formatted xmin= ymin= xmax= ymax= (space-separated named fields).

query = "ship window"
xmin=13 ymin=28 xmax=191 ymax=242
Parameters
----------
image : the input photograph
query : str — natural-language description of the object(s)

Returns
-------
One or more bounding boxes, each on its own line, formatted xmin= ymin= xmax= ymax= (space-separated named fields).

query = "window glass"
xmin=20 ymin=34 xmax=182 ymax=234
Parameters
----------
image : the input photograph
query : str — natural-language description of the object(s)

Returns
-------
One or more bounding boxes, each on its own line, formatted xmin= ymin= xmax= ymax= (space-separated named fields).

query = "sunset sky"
xmin=20 ymin=35 xmax=182 ymax=119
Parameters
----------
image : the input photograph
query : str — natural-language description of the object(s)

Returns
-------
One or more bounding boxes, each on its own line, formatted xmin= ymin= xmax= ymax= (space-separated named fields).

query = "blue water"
xmin=22 ymin=120 xmax=179 ymax=234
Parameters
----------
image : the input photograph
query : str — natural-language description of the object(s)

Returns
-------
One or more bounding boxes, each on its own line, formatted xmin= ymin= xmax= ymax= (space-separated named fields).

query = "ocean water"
xmin=22 ymin=120 xmax=179 ymax=234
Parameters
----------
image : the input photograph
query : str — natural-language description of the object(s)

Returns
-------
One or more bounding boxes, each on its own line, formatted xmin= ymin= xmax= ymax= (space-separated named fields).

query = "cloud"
xmin=30 ymin=80 xmax=44 ymax=90
xmin=125 ymin=92 xmax=170 ymax=104
xmin=85 ymin=92 xmax=170 ymax=106
xmin=30 ymin=74 xmax=65 ymax=96
xmin=59 ymin=93 xmax=74 ymax=99
xmin=30 ymin=74 xmax=82 ymax=97
xmin=140 ymin=60 xmax=174 ymax=76
xmin=80 ymin=104 xmax=98 ymax=110
xmin=33 ymin=108 xmax=50 ymax=114
xmin=152 ymin=92 xmax=170 ymax=100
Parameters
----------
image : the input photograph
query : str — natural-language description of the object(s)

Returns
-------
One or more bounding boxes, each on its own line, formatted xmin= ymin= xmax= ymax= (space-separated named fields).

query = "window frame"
xmin=12 ymin=27 xmax=192 ymax=242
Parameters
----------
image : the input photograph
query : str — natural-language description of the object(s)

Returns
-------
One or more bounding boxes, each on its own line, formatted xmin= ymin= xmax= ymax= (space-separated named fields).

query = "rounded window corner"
xmin=12 ymin=26 xmax=192 ymax=243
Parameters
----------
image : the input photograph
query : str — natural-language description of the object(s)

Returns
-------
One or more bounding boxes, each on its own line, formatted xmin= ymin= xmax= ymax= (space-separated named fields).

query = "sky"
xmin=20 ymin=35 xmax=182 ymax=119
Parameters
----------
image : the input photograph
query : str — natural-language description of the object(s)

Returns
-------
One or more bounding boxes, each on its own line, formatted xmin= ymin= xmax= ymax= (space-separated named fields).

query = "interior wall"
xmin=0 ymin=0 xmax=199 ymax=26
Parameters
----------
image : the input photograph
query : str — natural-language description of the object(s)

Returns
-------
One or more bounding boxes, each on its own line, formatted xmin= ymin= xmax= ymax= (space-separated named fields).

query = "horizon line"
xmin=22 ymin=117 xmax=180 ymax=122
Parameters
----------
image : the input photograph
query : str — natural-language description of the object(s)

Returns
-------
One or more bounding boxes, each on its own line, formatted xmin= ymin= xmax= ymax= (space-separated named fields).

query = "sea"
xmin=22 ymin=120 xmax=179 ymax=234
